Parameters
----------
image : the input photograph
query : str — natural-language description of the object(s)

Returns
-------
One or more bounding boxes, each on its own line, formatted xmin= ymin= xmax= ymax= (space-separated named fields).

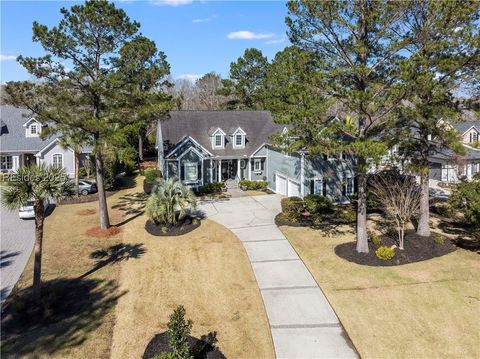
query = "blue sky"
xmin=0 ymin=0 xmax=290 ymax=82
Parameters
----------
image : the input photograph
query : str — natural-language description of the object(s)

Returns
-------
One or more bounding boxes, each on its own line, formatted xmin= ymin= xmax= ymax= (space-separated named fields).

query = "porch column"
xmin=209 ymin=159 xmax=213 ymax=183
xmin=237 ymin=159 xmax=241 ymax=181
xmin=248 ymin=158 xmax=251 ymax=180
xmin=218 ymin=159 xmax=222 ymax=182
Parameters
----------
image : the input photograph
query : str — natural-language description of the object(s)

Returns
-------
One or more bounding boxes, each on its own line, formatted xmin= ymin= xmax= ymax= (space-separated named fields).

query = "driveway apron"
xmin=199 ymin=195 xmax=357 ymax=358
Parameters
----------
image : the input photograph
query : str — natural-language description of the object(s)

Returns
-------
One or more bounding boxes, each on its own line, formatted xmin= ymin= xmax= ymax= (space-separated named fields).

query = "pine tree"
xmin=286 ymin=0 xmax=410 ymax=252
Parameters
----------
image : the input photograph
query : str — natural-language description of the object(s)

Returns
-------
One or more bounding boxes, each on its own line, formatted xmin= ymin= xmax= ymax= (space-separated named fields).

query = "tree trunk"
xmin=74 ymin=151 xmax=80 ymax=197
xmin=94 ymin=137 xmax=110 ymax=229
xmin=33 ymin=199 xmax=45 ymax=299
xmin=417 ymin=170 xmax=430 ymax=237
xmin=356 ymin=169 xmax=369 ymax=253
xmin=138 ymin=131 xmax=144 ymax=162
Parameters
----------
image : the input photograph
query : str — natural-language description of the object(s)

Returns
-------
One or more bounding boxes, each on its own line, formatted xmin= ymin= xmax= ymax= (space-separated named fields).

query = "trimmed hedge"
xmin=239 ymin=179 xmax=268 ymax=191
xmin=281 ymin=196 xmax=304 ymax=214
xmin=303 ymin=194 xmax=333 ymax=214
xmin=195 ymin=182 xmax=225 ymax=196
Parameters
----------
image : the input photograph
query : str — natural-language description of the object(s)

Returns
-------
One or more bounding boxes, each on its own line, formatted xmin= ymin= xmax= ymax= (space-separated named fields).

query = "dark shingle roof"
xmin=160 ymin=110 xmax=285 ymax=157
xmin=0 ymin=105 xmax=60 ymax=152
xmin=455 ymin=120 xmax=480 ymax=134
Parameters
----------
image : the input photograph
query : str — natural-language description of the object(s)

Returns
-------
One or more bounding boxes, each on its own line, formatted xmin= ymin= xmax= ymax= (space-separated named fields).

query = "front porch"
xmin=0 ymin=153 xmax=37 ymax=173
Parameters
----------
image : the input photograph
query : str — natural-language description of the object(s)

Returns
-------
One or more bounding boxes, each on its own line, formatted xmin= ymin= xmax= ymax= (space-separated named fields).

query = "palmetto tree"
xmin=146 ymin=177 xmax=197 ymax=225
xmin=1 ymin=164 xmax=74 ymax=299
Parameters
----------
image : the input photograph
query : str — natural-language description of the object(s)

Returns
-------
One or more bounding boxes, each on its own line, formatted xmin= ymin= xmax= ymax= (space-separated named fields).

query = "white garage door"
xmin=288 ymin=179 xmax=301 ymax=197
xmin=275 ymin=173 xmax=287 ymax=195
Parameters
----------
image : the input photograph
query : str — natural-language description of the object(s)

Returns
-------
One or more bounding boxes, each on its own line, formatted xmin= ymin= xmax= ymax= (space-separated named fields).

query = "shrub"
xmin=146 ymin=178 xmax=197 ymax=225
xmin=449 ymin=173 xmax=480 ymax=237
xmin=385 ymin=226 xmax=397 ymax=238
xmin=281 ymin=197 xmax=304 ymax=214
xmin=195 ymin=182 xmax=225 ymax=196
xmin=276 ymin=211 xmax=301 ymax=224
xmin=78 ymin=167 xmax=87 ymax=177
xmin=304 ymin=194 xmax=333 ymax=214
xmin=166 ymin=305 xmax=193 ymax=359
xmin=144 ymin=168 xmax=162 ymax=183
xmin=239 ymin=179 xmax=268 ymax=191
xmin=375 ymin=246 xmax=395 ymax=260
xmin=371 ymin=234 xmax=382 ymax=246
xmin=336 ymin=207 xmax=356 ymax=223
xmin=434 ymin=234 xmax=445 ymax=245
xmin=310 ymin=214 xmax=322 ymax=225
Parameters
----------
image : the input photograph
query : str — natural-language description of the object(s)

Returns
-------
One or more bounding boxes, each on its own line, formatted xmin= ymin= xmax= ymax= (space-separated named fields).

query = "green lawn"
xmin=281 ymin=223 xmax=480 ymax=359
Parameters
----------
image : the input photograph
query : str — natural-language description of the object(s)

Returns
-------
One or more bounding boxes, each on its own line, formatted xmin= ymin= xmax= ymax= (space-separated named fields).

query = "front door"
xmin=221 ymin=160 xmax=238 ymax=180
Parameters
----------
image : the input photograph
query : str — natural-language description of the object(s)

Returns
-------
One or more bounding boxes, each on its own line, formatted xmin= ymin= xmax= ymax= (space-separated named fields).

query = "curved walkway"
xmin=199 ymin=194 xmax=357 ymax=358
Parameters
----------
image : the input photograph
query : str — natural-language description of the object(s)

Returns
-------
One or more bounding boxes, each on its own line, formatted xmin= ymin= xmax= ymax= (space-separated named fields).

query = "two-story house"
xmin=156 ymin=111 xmax=355 ymax=202
xmin=0 ymin=105 xmax=91 ymax=176
xmin=429 ymin=120 xmax=480 ymax=183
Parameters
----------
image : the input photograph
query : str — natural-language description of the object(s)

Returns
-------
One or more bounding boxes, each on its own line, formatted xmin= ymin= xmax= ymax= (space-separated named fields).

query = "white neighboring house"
xmin=0 ymin=105 xmax=91 ymax=176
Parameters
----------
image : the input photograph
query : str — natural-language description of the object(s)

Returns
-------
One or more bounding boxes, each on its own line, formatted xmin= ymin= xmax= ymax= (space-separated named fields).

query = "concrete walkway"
xmin=199 ymin=195 xmax=357 ymax=358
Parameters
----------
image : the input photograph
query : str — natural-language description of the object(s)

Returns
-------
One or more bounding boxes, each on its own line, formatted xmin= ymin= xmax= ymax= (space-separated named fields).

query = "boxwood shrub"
xmin=239 ymin=179 xmax=268 ymax=191
xmin=281 ymin=196 xmax=304 ymax=214
xmin=303 ymin=194 xmax=333 ymax=214
xmin=375 ymin=246 xmax=395 ymax=260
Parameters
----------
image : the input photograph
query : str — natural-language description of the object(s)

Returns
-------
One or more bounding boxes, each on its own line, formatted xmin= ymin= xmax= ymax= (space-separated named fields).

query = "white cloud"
xmin=150 ymin=0 xmax=193 ymax=6
xmin=192 ymin=14 xmax=216 ymax=23
xmin=176 ymin=74 xmax=202 ymax=82
xmin=265 ymin=37 xmax=286 ymax=45
xmin=0 ymin=54 xmax=16 ymax=61
xmin=227 ymin=31 xmax=274 ymax=40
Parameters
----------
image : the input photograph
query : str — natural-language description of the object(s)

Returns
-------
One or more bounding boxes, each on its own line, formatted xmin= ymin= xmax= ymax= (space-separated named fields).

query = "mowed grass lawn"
xmin=1 ymin=176 xmax=274 ymax=359
xmin=281 ymin=225 xmax=480 ymax=359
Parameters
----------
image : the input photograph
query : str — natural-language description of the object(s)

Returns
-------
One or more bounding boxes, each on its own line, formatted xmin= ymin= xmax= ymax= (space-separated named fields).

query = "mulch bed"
xmin=77 ymin=209 xmax=96 ymax=216
xmin=59 ymin=190 xmax=116 ymax=205
xmin=275 ymin=212 xmax=355 ymax=228
xmin=86 ymin=226 xmax=122 ymax=238
xmin=145 ymin=217 xmax=201 ymax=237
xmin=143 ymin=332 xmax=225 ymax=359
xmin=335 ymin=230 xmax=457 ymax=266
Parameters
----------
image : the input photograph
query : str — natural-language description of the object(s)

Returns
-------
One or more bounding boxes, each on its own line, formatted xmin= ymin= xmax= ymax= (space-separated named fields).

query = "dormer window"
xmin=23 ymin=118 xmax=42 ymax=137
xmin=210 ymin=128 xmax=226 ymax=149
xmin=215 ymin=134 xmax=223 ymax=147
xmin=232 ymin=127 xmax=246 ymax=149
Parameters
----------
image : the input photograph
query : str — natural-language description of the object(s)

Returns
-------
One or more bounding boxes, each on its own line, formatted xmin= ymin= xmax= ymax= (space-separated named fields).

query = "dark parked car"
xmin=79 ymin=180 xmax=97 ymax=196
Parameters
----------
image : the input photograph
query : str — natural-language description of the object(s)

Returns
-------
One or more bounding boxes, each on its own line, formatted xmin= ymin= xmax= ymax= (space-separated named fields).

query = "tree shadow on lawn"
xmin=80 ymin=243 xmax=146 ymax=278
xmin=1 ymin=278 xmax=126 ymax=357
xmin=143 ymin=331 xmax=226 ymax=359
xmin=111 ymin=192 xmax=148 ymax=227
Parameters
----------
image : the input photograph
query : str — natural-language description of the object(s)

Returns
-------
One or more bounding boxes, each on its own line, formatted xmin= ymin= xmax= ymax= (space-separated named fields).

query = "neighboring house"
xmin=156 ymin=111 xmax=355 ymax=202
xmin=0 ymin=105 xmax=91 ymax=176
xmin=429 ymin=120 xmax=480 ymax=183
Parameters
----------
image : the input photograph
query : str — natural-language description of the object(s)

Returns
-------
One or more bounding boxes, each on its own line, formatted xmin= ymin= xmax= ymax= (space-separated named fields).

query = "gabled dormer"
xmin=232 ymin=127 xmax=246 ymax=149
xmin=23 ymin=118 xmax=43 ymax=138
xmin=210 ymin=128 xmax=226 ymax=149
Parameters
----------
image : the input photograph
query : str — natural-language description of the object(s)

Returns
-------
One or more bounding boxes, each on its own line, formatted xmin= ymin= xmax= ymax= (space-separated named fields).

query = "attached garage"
xmin=275 ymin=172 xmax=301 ymax=197
xmin=287 ymin=179 xmax=301 ymax=197
xmin=275 ymin=173 xmax=287 ymax=195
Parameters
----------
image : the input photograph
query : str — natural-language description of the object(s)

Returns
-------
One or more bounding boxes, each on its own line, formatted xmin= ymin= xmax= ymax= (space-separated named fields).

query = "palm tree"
xmin=1 ymin=164 xmax=74 ymax=299
xmin=146 ymin=177 xmax=197 ymax=225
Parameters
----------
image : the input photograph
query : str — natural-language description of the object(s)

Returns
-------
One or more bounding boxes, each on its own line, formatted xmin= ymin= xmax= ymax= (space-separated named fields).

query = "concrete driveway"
xmin=199 ymin=194 xmax=357 ymax=359
xmin=1 ymin=206 xmax=35 ymax=305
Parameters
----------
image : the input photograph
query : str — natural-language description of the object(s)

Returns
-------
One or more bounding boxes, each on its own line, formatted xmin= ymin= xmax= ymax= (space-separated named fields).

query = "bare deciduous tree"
xmin=370 ymin=172 xmax=421 ymax=250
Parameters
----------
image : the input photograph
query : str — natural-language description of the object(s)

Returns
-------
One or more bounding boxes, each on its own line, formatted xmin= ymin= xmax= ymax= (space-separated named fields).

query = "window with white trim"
xmin=215 ymin=134 xmax=223 ymax=147
xmin=1 ymin=155 xmax=12 ymax=170
xmin=254 ymin=159 xmax=261 ymax=171
xmin=235 ymin=134 xmax=243 ymax=146
xmin=346 ymin=177 xmax=354 ymax=195
xmin=30 ymin=124 xmax=37 ymax=135
xmin=52 ymin=154 xmax=63 ymax=168
xmin=184 ymin=162 xmax=198 ymax=182
xmin=471 ymin=131 xmax=478 ymax=143
xmin=312 ymin=179 xmax=323 ymax=195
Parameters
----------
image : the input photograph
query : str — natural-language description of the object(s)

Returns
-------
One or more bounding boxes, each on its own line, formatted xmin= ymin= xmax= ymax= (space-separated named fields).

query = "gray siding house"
xmin=0 ymin=105 xmax=91 ymax=177
xmin=156 ymin=111 xmax=355 ymax=202
xmin=429 ymin=120 xmax=480 ymax=183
